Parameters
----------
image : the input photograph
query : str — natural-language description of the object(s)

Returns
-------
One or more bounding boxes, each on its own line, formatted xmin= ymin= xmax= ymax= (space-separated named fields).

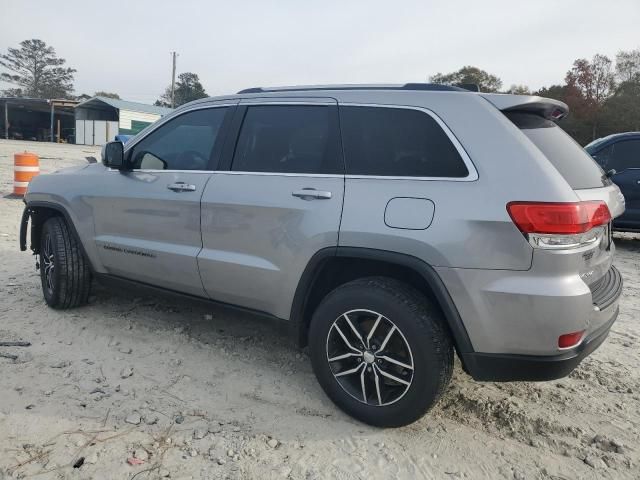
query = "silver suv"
xmin=19 ymin=84 xmax=624 ymax=427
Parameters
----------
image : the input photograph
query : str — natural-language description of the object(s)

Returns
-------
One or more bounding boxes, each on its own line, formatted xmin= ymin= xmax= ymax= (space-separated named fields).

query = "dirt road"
xmin=0 ymin=140 xmax=638 ymax=479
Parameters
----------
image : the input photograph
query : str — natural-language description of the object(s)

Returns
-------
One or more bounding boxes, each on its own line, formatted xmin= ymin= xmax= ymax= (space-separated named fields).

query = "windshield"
xmin=506 ymin=112 xmax=607 ymax=189
xmin=584 ymin=136 xmax=611 ymax=153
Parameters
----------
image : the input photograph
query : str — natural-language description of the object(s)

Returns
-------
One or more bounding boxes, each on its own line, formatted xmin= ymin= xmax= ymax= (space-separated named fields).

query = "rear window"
xmin=340 ymin=106 xmax=469 ymax=178
xmin=506 ymin=112 xmax=607 ymax=189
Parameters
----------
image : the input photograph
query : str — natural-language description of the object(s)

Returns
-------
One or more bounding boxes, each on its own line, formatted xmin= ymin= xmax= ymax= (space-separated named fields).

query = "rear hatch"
xmin=483 ymin=94 xmax=625 ymax=289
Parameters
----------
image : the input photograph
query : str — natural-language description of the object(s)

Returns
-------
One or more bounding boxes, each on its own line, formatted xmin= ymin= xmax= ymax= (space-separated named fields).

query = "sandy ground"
xmin=0 ymin=139 xmax=639 ymax=480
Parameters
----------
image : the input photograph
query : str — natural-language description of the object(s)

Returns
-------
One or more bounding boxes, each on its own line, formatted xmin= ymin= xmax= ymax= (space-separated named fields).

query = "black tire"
xmin=40 ymin=216 xmax=91 ymax=309
xmin=308 ymin=277 xmax=453 ymax=427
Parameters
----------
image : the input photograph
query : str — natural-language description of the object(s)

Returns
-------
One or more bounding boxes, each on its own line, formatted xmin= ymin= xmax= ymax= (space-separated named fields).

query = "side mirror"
xmin=101 ymin=141 xmax=125 ymax=169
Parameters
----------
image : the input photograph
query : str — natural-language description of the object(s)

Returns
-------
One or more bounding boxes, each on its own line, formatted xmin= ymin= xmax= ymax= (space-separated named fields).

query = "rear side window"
xmin=506 ymin=112 xmax=606 ymax=189
xmin=232 ymin=105 xmax=341 ymax=174
xmin=609 ymin=139 xmax=640 ymax=172
xmin=339 ymin=106 xmax=469 ymax=177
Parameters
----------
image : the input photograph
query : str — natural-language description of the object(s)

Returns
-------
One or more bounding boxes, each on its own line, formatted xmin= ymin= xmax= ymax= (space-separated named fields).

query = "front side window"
xmin=339 ymin=106 xmax=469 ymax=177
xmin=231 ymin=105 xmax=340 ymax=174
xmin=129 ymin=107 xmax=228 ymax=170
xmin=610 ymin=140 xmax=640 ymax=172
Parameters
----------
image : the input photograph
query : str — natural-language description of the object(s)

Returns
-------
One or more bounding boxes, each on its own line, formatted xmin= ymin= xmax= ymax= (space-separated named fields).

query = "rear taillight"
xmin=507 ymin=201 xmax=611 ymax=249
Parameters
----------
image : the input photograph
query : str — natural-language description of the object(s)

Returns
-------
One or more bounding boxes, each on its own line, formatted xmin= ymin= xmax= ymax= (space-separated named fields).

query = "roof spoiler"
xmin=480 ymin=94 xmax=569 ymax=122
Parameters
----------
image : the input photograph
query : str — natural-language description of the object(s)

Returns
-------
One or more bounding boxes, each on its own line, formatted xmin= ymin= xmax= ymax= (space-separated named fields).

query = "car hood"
xmin=50 ymin=163 xmax=94 ymax=175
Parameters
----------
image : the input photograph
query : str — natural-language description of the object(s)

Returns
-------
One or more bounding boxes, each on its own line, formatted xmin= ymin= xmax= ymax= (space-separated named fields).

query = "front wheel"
xmin=40 ymin=216 xmax=91 ymax=309
xmin=308 ymin=277 xmax=453 ymax=427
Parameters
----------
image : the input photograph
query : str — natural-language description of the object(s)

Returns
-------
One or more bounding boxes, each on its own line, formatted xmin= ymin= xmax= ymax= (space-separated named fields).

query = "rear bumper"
xmin=462 ymin=304 xmax=619 ymax=381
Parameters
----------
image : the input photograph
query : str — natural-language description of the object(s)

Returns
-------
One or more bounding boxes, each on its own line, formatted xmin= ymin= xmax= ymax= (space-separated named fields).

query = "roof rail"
xmin=236 ymin=83 xmax=466 ymax=94
xmin=456 ymin=83 xmax=480 ymax=92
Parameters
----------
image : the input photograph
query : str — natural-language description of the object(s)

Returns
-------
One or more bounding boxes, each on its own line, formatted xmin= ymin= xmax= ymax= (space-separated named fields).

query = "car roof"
xmin=585 ymin=132 xmax=640 ymax=151
xmin=177 ymin=84 xmax=568 ymax=121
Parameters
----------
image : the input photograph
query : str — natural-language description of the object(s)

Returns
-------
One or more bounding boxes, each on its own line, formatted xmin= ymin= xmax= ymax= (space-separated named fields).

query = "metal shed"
xmin=1 ymin=97 xmax=78 ymax=142
xmin=74 ymin=96 xmax=172 ymax=145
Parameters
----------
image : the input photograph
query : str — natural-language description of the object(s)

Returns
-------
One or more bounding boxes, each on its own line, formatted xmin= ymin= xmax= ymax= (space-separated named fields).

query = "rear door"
xmin=91 ymin=103 xmax=235 ymax=296
xmin=607 ymin=139 xmax=640 ymax=229
xmin=198 ymin=99 xmax=344 ymax=318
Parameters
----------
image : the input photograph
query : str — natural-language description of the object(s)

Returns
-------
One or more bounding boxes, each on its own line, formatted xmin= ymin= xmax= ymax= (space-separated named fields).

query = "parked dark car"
xmin=114 ymin=134 xmax=133 ymax=143
xmin=586 ymin=132 xmax=640 ymax=231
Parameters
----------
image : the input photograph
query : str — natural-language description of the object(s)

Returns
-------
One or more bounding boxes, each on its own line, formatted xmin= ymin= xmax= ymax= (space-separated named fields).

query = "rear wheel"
xmin=309 ymin=277 xmax=453 ymax=427
xmin=40 ymin=216 xmax=91 ymax=309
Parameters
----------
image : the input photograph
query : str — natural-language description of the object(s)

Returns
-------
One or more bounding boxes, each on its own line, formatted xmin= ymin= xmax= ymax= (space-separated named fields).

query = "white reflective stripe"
xmin=14 ymin=181 xmax=30 ymax=187
xmin=14 ymin=166 xmax=40 ymax=172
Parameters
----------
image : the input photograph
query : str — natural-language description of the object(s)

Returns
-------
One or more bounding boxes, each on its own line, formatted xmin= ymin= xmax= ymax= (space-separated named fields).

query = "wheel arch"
xmin=290 ymin=247 xmax=474 ymax=360
xmin=20 ymin=201 xmax=93 ymax=270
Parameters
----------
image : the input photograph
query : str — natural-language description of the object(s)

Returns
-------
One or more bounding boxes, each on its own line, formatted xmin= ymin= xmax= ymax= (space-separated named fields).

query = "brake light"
xmin=558 ymin=330 xmax=585 ymax=349
xmin=507 ymin=201 xmax=611 ymax=234
xmin=507 ymin=201 xmax=611 ymax=250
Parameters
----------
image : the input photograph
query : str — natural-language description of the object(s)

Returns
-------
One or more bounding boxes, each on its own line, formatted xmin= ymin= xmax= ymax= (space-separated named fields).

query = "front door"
xmin=90 ymin=104 xmax=234 ymax=296
xmin=198 ymin=100 xmax=345 ymax=319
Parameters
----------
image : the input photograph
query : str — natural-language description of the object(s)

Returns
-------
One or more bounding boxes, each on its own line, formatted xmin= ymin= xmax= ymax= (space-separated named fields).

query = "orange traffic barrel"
xmin=14 ymin=152 xmax=40 ymax=196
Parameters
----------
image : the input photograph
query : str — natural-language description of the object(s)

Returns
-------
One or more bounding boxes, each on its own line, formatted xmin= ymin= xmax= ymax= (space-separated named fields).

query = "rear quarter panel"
xmin=336 ymin=92 xmax=578 ymax=270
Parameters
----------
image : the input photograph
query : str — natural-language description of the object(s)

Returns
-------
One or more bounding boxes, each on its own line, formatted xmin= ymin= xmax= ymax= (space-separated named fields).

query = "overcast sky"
xmin=1 ymin=0 xmax=639 ymax=103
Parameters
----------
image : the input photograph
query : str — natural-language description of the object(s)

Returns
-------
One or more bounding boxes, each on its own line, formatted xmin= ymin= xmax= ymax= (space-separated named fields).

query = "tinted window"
xmin=610 ymin=140 xmax=640 ymax=172
xmin=130 ymin=107 xmax=228 ymax=170
xmin=232 ymin=105 xmax=339 ymax=174
xmin=340 ymin=106 xmax=469 ymax=177
xmin=506 ymin=112 xmax=606 ymax=189
xmin=592 ymin=144 xmax=613 ymax=168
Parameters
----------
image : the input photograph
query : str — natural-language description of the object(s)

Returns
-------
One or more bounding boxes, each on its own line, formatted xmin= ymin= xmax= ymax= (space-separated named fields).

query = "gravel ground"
xmin=0 ymin=139 xmax=639 ymax=480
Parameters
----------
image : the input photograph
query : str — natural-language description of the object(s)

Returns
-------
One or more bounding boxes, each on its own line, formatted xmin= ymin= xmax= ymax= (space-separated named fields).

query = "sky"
xmin=1 ymin=0 xmax=639 ymax=103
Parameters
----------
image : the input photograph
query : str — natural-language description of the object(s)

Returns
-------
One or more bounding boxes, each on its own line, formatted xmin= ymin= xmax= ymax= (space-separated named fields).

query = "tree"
xmin=430 ymin=66 xmax=502 ymax=92
xmin=602 ymin=80 xmax=640 ymax=133
xmin=155 ymin=72 xmax=207 ymax=108
xmin=565 ymin=54 xmax=615 ymax=140
xmin=0 ymin=39 xmax=75 ymax=98
xmin=534 ymin=84 xmax=592 ymax=144
xmin=615 ymin=49 xmax=640 ymax=83
xmin=534 ymin=84 xmax=567 ymax=100
xmin=506 ymin=84 xmax=531 ymax=95
xmin=94 ymin=91 xmax=120 ymax=99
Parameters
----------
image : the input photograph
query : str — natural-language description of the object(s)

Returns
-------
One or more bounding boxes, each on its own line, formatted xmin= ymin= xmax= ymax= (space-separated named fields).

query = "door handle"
xmin=292 ymin=188 xmax=332 ymax=200
xmin=167 ymin=182 xmax=196 ymax=192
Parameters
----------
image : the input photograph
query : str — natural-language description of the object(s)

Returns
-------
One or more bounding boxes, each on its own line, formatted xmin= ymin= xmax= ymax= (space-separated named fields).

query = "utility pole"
xmin=170 ymin=51 xmax=178 ymax=109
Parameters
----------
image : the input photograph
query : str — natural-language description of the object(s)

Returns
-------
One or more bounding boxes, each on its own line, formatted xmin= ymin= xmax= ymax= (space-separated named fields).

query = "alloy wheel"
xmin=42 ymin=234 xmax=55 ymax=292
xmin=326 ymin=309 xmax=414 ymax=406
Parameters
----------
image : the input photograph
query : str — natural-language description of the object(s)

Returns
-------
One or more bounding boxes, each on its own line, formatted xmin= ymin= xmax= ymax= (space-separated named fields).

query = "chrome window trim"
xmin=338 ymin=102 xmax=479 ymax=182
xmin=214 ymin=171 xmax=343 ymax=178
xmin=238 ymin=99 xmax=337 ymax=106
